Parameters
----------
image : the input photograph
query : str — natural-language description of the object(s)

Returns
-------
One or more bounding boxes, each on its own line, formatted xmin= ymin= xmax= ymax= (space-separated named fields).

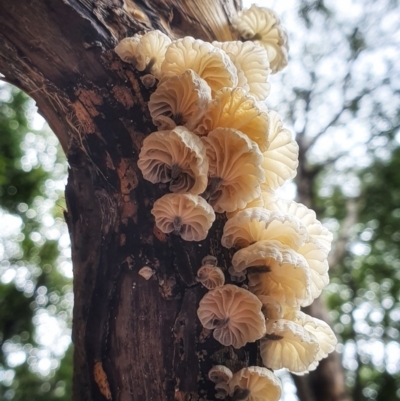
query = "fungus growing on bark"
xmin=114 ymin=35 xmax=141 ymax=65
xmin=148 ymin=70 xmax=212 ymax=130
xmin=202 ymin=255 xmax=218 ymax=266
xmin=138 ymin=266 xmax=155 ymax=280
xmin=229 ymin=366 xmax=282 ymax=401
xmin=160 ymin=37 xmax=238 ymax=94
xmin=197 ymin=264 xmax=225 ymax=289
xmin=232 ymin=5 xmax=289 ymax=73
xmin=195 ymin=88 xmax=270 ymax=152
xmin=221 ymin=208 xmax=307 ymax=250
xmin=212 ymin=41 xmax=271 ymax=101
xmin=260 ymin=319 xmax=320 ymax=374
xmin=208 ymin=365 xmax=233 ymax=384
xmin=232 ymin=240 xmax=312 ymax=307
xmin=262 ymin=111 xmax=299 ymax=191
xmin=197 ymin=284 xmax=266 ymax=348
xmin=137 ymin=126 xmax=208 ymax=195
xmin=135 ymin=30 xmax=171 ymax=78
xmin=151 ymin=193 xmax=215 ymax=241
xmin=202 ymin=128 xmax=265 ymax=213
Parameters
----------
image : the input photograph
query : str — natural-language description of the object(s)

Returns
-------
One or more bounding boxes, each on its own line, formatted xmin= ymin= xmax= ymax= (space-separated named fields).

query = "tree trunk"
xmin=0 ymin=1 xmax=349 ymax=400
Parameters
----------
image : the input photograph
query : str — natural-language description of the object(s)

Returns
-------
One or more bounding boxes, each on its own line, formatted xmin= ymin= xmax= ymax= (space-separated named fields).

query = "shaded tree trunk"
xmin=0 ymin=1 xmax=349 ymax=400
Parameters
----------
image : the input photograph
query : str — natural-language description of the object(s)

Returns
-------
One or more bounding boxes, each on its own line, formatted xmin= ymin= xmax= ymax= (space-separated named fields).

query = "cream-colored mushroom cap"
xmin=114 ymin=35 xmax=141 ymax=64
xmin=148 ymin=70 xmax=212 ymax=131
xmin=197 ymin=284 xmax=266 ymax=348
xmin=208 ymin=365 xmax=233 ymax=384
xmin=195 ymin=88 xmax=270 ymax=152
xmin=151 ymin=193 xmax=215 ymax=241
xmin=258 ymin=295 xmax=283 ymax=320
xmin=138 ymin=126 xmax=208 ymax=195
xmin=160 ymin=37 xmax=238 ymax=94
xmin=202 ymin=128 xmax=265 ymax=213
xmin=232 ymin=5 xmax=289 ymax=73
xmin=229 ymin=366 xmax=281 ymax=401
xmin=262 ymin=111 xmax=299 ymax=191
xmin=213 ymin=41 xmax=271 ymax=101
xmin=222 ymin=208 xmax=308 ymax=249
xmin=197 ymin=265 xmax=225 ymax=290
xmin=202 ymin=255 xmax=218 ymax=266
xmin=232 ymin=240 xmax=312 ymax=307
xmin=260 ymin=319 xmax=320 ymax=373
xmin=135 ymin=30 xmax=171 ymax=78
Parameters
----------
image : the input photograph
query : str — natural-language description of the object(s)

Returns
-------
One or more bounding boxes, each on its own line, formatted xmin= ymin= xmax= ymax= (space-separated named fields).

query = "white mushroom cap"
xmin=293 ymin=311 xmax=337 ymax=363
xmin=197 ymin=265 xmax=225 ymax=289
xmin=202 ymin=128 xmax=265 ymax=213
xmin=232 ymin=5 xmax=289 ymax=73
xmin=151 ymin=193 xmax=215 ymax=241
xmin=232 ymin=240 xmax=312 ymax=307
xmin=262 ymin=111 xmax=299 ymax=191
xmin=195 ymin=88 xmax=270 ymax=152
xmin=260 ymin=319 xmax=320 ymax=373
xmin=114 ymin=35 xmax=141 ymax=64
xmin=225 ymin=194 xmax=265 ymax=219
xmin=229 ymin=366 xmax=282 ymax=401
xmin=135 ymin=30 xmax=171 ymax=78
xmin=221 ymin=208 xmax=308 ymax=250
xmin=148 ymin=69 xmax=212 ymax=131
xmin=160 ymin=37 xmax=238 ymax=94
xmin=208 ymin=365 xmax=233 ymax=384
xmin=197 ymin=284 xmax=266 ymax=348
xmin=137 ymin=126 xmax=208 ymax=195
xmin=213 ymin=41 xmax=271 ymax=101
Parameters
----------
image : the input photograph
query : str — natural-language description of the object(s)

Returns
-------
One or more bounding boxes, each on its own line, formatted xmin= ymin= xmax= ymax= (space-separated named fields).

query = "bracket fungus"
xmin=197 ymin=264 xmax=225 ymax=289
xmin=115 ymin=35 xmax=141 ymax=65
xmin=232 ymin=5 xmax=289 ymax=73
xmin=229 ymin=366 xmax=282 ymax=401
xmin=137 ymin=126 xmax=208 ymax=195
xmin=160 ymin=37 xmax=238 ymax=94
xmin=202 ymin=128 xmax=265 ymax=213
xmin=151 ymin=193 xmax=215 ymax=241
xmin=148 ymin=69 xmax=212 ymax=131
xmin=197 ymin=284 xmax=266 ymax=348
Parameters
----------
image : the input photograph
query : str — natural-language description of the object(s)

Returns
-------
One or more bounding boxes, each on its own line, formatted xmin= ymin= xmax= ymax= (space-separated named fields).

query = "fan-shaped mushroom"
xmin=137 ymin=126 xmax=208 ymax=195
xmin=195 ymin=88 xmax=270 ymax=152
xmin=151 ymin=193 xmax=215 ymax=241
xmin=202 ymin=128 xmax=265 ymax=213
xmin=260 ymin=319 xmax=320 ymax=374
xmin=160 ymin=37 xmax=238 ymax=94
xmin=221 ymin=208 xmax=308 ymax=250
xmin=148 ymin=70 xmax=212 ymax=131
xmin=197 ymin=284 xmax=266 ymax=348
xmin=229 ymin=366 xmax=281 ymax=401
xmin=197 ymin=265 xmax=225 ymax=289
xmin=232 ymin=5 xmax=289 ymax=73
xmin=135 ymin=30 xmax=171 ymax=78
xmin=115 ymin=35 xmax=141 ymax=65
xmin=262 ymin=111 xmax=299 ymax=191
xmin=213 ymin=41 xmax=271 ymax=101
xmin=208 ymin=365 xmax=233 ymax=384
xmin=232 ymin=240 xmax=312 ymax=307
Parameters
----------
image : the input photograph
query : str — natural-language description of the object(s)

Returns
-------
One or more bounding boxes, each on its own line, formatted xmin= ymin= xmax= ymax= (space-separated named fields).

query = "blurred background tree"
xmin=1 ymin=0 xmax=400 ymax=400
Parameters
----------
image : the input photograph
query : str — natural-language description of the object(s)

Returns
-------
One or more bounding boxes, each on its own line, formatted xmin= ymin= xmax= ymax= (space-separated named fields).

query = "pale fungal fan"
xmin=260 ymin=319 xmax=320 ymax=374
xmin=148 ymin=70 xmax=212 ymax=131
xmin=262 ymin=111 xmax=299 ymax=191
xmin=221 ymin=208 xmax=308 ymax=250
xmin=232 ymin=240 xmax=313 ymax=307
xmin=208 ymin=365 xmax=233 ymax=384
xmin=197 ymin=265 xmax=225 ymax=289
xmin=229 ymin=366 xmax=282 ymax=401
xmin=195 ymin=88 xmax=270 ymax=152
xmin=151 ymin=193 xmax=215 ymax=241
xmin=115 ymin=35 xmax=141 ymax=64
xmin=135 ymin=30 xmax=171 ymax=78
xmin=202 ymin=128 xmax=265 ymax=213
xmin=160 ymin=37 xmax=238 ymax=94
xmin=232 ymin=5 xmax=289 ymax=73
xmin=212 ymin=41 xmax=271 ymax=101
xmin=138 ymin=266 xmax=155 ymax=280
xmin=197 ymin=284 xmax=266 ymax=348
xmin=137 ymin=126 xmax=208 ymax=195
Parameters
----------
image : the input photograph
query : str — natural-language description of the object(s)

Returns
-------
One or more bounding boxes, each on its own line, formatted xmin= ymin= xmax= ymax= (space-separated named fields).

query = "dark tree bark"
xmin=0 ymin=1 xmax=349 ymax=400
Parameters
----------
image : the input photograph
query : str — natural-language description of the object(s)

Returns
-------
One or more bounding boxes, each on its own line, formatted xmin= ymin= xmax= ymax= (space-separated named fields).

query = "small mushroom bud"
xmin=208 ymin=365 xmax=233 ymax=384
xmin=138 ymin=266 xmax=155 ymax=280
xmin=202 ymin=255 xmax=218 ymax=266
xmin=228 ymin=266 xmax=246 ymax=283
xmin=197 ymin=265 xmax=225 ymax=290
xmin=215 ymin=382 xmax=229 ymax=399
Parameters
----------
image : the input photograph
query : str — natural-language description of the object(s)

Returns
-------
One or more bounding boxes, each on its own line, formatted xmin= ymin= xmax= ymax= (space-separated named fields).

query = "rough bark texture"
xmin=0 ymin=1 xmax=350 ymax=401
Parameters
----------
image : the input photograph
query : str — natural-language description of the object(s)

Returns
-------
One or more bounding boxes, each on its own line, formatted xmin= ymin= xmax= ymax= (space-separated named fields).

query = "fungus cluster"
xmin=116 ymin=4 xmax=336 ymax=399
